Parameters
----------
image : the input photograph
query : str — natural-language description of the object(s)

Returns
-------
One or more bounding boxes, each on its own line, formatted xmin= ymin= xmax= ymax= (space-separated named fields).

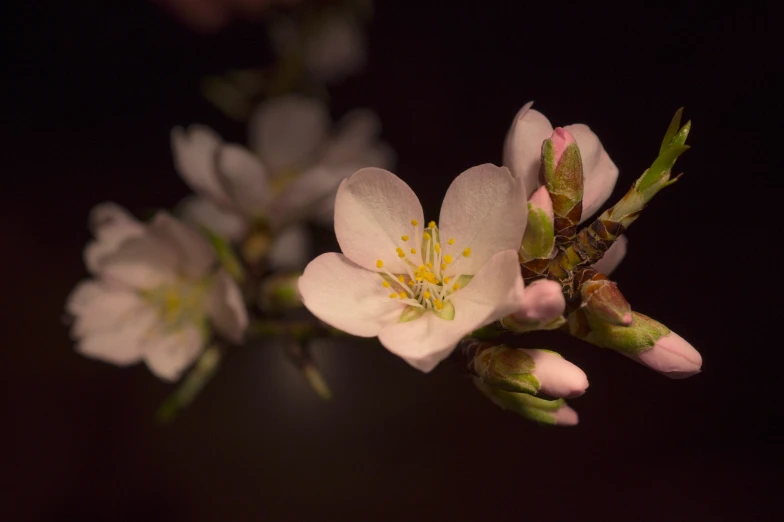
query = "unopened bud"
xmin=580 ymin=277 xmax=632 ymax=326
xmin=470 ymin=344 xmax=588 ymax=398
xmin=520 ymin=186 xmax=555 ymax=261
xmin=541 ymin=127 xmax=583 ymax=235
xmin=474 ymin=378 xmax=579 ymax=426
xmin=258 ymin=272 xmax=303 ymax=313
xmin=574 ymin=311 xmax=702 ymax=379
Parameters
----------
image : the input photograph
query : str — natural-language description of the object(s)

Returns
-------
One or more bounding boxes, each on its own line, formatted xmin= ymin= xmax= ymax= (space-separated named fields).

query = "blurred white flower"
xmin=271 ymin=13 xmax=366 ymax=84
xmin=172 ymin=95 xmax=393 ymax=268
xmin=66 ymin=204 xmax=248 ymax=381
xmin=298 ymin=165 xmax=528 ymax=373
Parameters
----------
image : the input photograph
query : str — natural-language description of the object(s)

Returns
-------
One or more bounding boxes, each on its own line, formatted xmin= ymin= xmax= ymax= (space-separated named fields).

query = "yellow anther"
xmin=434 ymin=243 xmax=441 ymax=253
xmin=426 ymin=262 xmax=433 ymax=268
xmin=441 ymin=263 xmax=447 ymax=271
xmin=399 ymin=291 xmax=407 ymax=298
xmin=389 ymin=293 xmax=398 ymax=298
xmin=423 ymin=232 xmax=431 ymax=241
xmin=462 ymin=247 xmax=471 ymax=257
xmin=376 ymin=259 xmax=384 ymax=268
xmin=423 ymin=291 xmax=431 ymax=299
xmin=398 ymin=275 xmax=405 ymax=282
xmin=398 ymin=251 xmax=406 ymax=258
xmin=407 ymin=280 xmax=414 ymax=287
xmin=418 ymin=264 xmax=426 ymax=272
xmin=452 ymin=283 xmax=461 ymax=291
xmin=447 ymin=238 xmax=455 ymax=245
xmin=444 ymin=254 xmax=454 ymax=264
xmin=382 ymin=281 xmax=390 ymax=288
xmin=411 ymin=219 xmax=418 ymax=226
xmin=410 ymin=248 xmax=417 ymax=254
xmin=444 ymin=276 xmax=451 ymax=284
xmin=434 ymin=299 xmax=443 ymax=310
xmin=416 ymin=276 xmax=423 ymax=282
xmin=427 ymin=221 xmax=437 ymax=229
xmin=401 ymin=235 xmax=409 ymax=241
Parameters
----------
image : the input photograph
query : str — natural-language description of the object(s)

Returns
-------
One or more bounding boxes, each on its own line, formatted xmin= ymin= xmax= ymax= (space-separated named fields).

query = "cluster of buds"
xmin=462 ymin=108 xmax=703 ymax=425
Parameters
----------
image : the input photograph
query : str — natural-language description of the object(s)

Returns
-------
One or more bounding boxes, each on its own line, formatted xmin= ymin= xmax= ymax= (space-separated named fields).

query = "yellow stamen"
xmin=389 ymin=293 xmax=398 ymax=298
xmin=418 ymin=265 xmax=426 ymax=272
xmin=398 ymin=251 xmax=405 ymax=258
xmin=423 ymin=291 xmax=431 ymax=299
xmin=447 ymin=238 xmax=455 ymax=245
xmin=410 ymin=248 xmax=417 ymax=254
xmin=441 ymin=263 xmax=447 ymax=271
xmin=407 ymin=280 xmax=414 ymax=287
xmin=411 ymin=219 xmax=418 ymax=226
xmin=452 ymin=283 xmax=461 ymax=291
xmin=434 ymin=298 xmax=443 ymax=310
xmin=399 ymin=291 xmax=407 ymax=298
xmin=428 ymin=221 xmax=437 ymax=229
xmin=401 ymin=235 xmax=409 ymax=241
xmin=423 ymin=232 xmax=431 ymax=241
xmin=444 ymin=276 xmax=451 ymax=284
xmin=444 ymin=254 xmax=454 ymax=264
xmin=434 ymin=243 xmax=441 ymax=253
xmin=376 ymin=260 xmax=384 ymax=268
xmin=426 ymin=262 xmax=433 ymax=268
xmin=382 ymin=281 xmax=390 ymax=288
xmin=462 ymin=247 xmax=471 ymax=257
xmin=397 ymin=275 xmax=405 ymax=283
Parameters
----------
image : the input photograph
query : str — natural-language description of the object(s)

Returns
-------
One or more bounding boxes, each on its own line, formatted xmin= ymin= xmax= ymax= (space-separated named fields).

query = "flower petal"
xmin=177 ymin=195 xmax=248 ymax=243
xmin=248 ymin=95 xmax=329 ymax=175
xmin=438 ymin=164 xmax=527 ymax=275
xmin=564 ymin=123 xmax=619 ymax=222
xmin=147 ymin=212 xmax=216 ymax=279
xmin=171 ymin=125 xmax=231 ymax=205
xmin=67 ymin=280 xmax=147 ymax=338
xmin=268 ymin=166 xmax=345 ymax=229
xmin=502 ymin=102 xmax=554 ymax=197
xmin=142 ymin=324 xmax=204 ymax=382
xmin=591 ymin=235 xmax=628 ymax=276
xmin=76 ymin=306 xmax=159 ymax=366
xmin=268 ymin=225 xmax=310 ymax=270
xmin=84 ymin=203 xmax=146 ymax=274
xmin=205 ymin=270 xmax=248 ymax=344
xmin=99 ymin=234 xmax=178 ymax=290
xmin=379 ymin=250 xmax=524 ymax=372
xmin=298 ymin=253 xmax=406 ymax=337
xmin=321 ymin=109 xmax=381 ymax=167
xmin=215 ymin=143 xmax=271 ymax=217
xmin=334 ymin=168 xmax=424 ymax=273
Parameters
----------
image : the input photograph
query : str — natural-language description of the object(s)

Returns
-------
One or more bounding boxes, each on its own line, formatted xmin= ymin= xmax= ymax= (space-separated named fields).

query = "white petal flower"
xmin=67 ymin=205 xmax=248 ymax=381
xmin=299 ymin=166 xmax=528 ymax=372
xmin=172 ymin=96 xmax=393 ymax=268
xmin=503 ymin=101 xmax=619 ymax=223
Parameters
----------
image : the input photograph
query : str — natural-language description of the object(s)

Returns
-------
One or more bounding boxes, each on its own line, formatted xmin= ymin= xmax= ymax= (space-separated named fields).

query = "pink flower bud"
xmin=514 ymin=279 xmax=565 ymax=323
xmin=632 ymin=331 xmax=703 ymax=379
xmin=551 ymin=127 xmax=577 ymax=167
xmin=528 ymin=185 xmax=554 ymax=220
xmin=522 ymin=349 xmax=589 ymax=398
xmin=552 ymin=404 xmax=579 ymax=426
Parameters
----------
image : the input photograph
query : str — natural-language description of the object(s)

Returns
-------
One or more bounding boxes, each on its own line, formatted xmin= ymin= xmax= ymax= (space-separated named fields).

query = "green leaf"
xmin=659 ymin=107 xmax=684 ymax=154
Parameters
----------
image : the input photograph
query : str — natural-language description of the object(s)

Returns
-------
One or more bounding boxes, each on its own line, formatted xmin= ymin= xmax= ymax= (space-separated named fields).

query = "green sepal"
xmin=472 ymin=345 xmax=540 ymax=395
xmin=474 ymin=378 xmax=565 ymax=424
xmin=520 ymin=204 xmax=555 ymax=260
xmin=398 ymin=305 xmax=426 ymax=323
xmin=433 ymin=299 xmax=455 ymax=320
xmin=577 ymin=311 xmax=670 ymax=355
xmin=659 ymin=107 xmax=684 ymax=153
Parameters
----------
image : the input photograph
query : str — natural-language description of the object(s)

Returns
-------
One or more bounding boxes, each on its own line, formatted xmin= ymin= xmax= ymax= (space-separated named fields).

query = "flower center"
xmin=375 ymin=219 xmax=472 ymax=319
xmin=141 ymin=279 xmax=209 ymax=331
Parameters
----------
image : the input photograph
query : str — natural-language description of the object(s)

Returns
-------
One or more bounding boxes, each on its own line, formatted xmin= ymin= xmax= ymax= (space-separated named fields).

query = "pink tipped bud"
xmin=581 ymin=278 xmax=632 ymax=326
xmin=552 ymin=404 xmax=579 ymax=426
xmin=632 ymin=331 xmax=703 ymax=379
xmin=522 ymin=349 xmax=589 ymax=398
xmin=528 ymin=185 xmax=554 ymax=219
xmin=551 ymin=127 xmax=577 ymax=166
xmin=514 ymin=279 xmax=565 ymax=323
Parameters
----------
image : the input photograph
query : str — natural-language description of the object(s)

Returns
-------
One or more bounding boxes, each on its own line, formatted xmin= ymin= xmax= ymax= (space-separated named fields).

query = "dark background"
xmin=3 ymin=1 xmax=780 ymax=521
